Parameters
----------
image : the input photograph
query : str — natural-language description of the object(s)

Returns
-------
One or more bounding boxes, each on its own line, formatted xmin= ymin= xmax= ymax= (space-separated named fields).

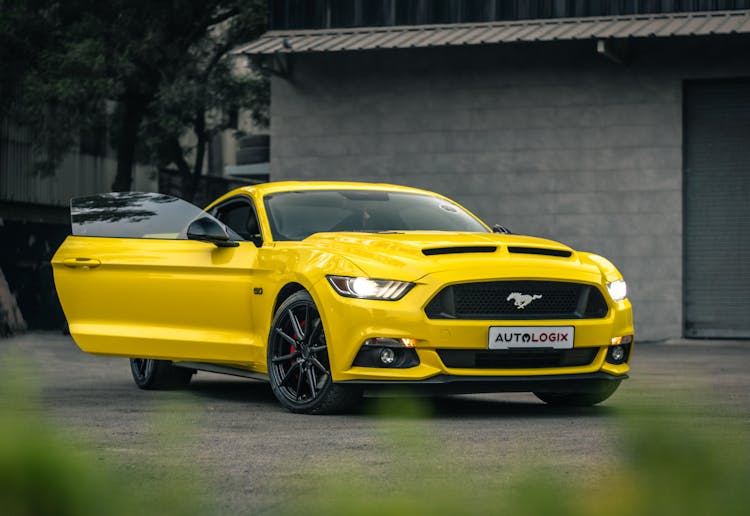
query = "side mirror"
xmin=492 ymin=224 xmax=512 ymax=234
xmin=249 ymin=234 xmax=263 ymax=248
xmin=187 ymin=217 xmax=239 ymax=247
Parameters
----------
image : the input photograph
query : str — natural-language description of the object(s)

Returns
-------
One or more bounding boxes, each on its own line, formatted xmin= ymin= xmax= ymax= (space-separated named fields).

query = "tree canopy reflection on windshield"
xmin=71 ymin=192 xmax=218 ymax=239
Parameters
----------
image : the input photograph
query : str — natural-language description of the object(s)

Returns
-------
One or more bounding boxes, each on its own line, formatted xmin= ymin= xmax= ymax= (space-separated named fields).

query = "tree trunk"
xmin=183 ymin=109 xmax=207 ymax=202
xmin=167 ymin=138 xmax=191 ymax=178
xmin=111 ymin=99 xmax=146 ymax=192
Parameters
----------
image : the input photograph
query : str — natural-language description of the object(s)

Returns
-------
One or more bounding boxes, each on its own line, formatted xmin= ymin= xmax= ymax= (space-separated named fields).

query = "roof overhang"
xmin=235 ymin=9 xmax=750 ymax=56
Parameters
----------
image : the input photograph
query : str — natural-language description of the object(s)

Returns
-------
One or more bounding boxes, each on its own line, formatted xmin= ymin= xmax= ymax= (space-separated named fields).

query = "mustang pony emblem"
xmin=507 ymin=292 xmax=543 ymax=309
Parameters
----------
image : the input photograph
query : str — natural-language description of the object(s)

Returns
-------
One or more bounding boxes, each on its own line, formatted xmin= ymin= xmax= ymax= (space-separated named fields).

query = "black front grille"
xmin=425 ymin=280 xmax=608 ymax=320
xmin=437 ymin=348 xmax=600 ymax=369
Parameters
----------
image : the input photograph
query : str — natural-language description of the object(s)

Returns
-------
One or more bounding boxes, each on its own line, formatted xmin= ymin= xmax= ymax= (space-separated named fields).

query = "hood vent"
xmin=507 ymin=246 xmax=572 ymax=258
xmin=423 ymin=246 xmax=497 ymax=256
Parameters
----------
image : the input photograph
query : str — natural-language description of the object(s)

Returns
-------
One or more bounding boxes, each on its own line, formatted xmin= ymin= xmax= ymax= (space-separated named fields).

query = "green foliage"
xmin=0 ymin=0 xmax=56 ymax=109
xmin=603 ymin=407 xmax=750 ymax=516
xmin=1 ymin=1 xmax=109 ymax=171
xmin=0 ymin=0 xmax=268 ymax=186
xmin=0 ymin=358 xmax=209 ymax=516
xmin=275 ymin=396 xmax=750 ymax=516
xmin=5 ymin=352 xmax=745 ymax=516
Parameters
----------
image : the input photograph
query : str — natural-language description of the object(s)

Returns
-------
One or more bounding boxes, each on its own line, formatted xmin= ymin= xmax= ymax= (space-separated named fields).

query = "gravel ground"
xmin=2 ymin=332 xmax=749 ymax=514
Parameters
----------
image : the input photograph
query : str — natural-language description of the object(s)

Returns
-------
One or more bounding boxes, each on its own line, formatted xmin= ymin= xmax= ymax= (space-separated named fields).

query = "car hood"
xmin=303 ymin=232 xmax=606 ymax=283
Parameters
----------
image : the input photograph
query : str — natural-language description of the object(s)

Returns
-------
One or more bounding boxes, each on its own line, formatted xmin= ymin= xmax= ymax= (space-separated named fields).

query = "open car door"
xmin=52 ymin=192 xmax=263 ymax=368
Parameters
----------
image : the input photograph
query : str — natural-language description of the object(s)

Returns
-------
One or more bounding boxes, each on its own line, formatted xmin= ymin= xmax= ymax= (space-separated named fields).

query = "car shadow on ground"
xmin=187 ymin=377 xmax=277 ymax=405
xmin=185 ymin=376 xmax=617 ymax=419
xmin=398 ymin=394 xmax=618 ymax=419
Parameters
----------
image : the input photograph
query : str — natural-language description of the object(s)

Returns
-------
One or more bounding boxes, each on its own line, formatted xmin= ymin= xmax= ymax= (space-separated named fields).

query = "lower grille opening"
xmin=437 ymin=348 xmax=600 ymax=369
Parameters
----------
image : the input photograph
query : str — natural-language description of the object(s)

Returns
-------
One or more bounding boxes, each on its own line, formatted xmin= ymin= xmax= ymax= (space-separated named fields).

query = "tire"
xmin=129 ymin=358 xmax=193 ymax=390
xmin=267 ymin=291 xmax=362 ymax=414
xmin=534 ymin=380 xmax=621 ymax=407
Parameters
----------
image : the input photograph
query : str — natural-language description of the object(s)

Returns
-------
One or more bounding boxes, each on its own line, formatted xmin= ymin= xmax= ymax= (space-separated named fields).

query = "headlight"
xmin=327 ymin=276 xmax=414 ymax=301
xmin=607 ymin=279 xmax=627 ymax=302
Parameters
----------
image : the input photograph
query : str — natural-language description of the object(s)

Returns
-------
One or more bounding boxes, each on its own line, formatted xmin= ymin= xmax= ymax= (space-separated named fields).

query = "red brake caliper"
xmin=290 ymin=319 xmax=306 ymax=365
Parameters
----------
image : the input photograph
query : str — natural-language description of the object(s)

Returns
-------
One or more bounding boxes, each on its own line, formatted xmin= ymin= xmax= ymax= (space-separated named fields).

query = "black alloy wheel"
xmin=267 ymin=290 xmax=361 ymax=414
xmin=129 ymin=358 xmax=193 ymax=390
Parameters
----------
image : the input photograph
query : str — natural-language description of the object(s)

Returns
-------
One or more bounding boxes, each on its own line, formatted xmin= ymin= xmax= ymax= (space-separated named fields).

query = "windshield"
xmin=264 ymin=190 xmax=489 ymax=241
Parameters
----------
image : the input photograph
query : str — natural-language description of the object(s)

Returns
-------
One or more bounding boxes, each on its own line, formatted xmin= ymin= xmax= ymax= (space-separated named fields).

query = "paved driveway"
xmin=1 ymin=333 xmax=748 ymax=514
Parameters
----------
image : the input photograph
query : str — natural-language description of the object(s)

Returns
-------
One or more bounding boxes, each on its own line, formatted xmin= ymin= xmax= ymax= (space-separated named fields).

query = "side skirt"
xmin=173 ymin=361 xmax=269 ymax=382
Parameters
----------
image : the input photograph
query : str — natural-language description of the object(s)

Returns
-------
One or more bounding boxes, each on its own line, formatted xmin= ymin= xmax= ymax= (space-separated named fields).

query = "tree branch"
xmin=206 ymin=7 xmax=240 ymax=27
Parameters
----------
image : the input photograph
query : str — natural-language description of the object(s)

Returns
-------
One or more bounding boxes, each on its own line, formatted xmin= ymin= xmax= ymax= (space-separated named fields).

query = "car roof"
xmin=212 ymin=181 xmax=443 ymax=205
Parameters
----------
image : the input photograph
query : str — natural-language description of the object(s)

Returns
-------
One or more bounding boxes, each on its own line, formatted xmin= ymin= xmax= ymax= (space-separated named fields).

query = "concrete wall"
xmin=270 ymin=36 xmax=750 ymax=341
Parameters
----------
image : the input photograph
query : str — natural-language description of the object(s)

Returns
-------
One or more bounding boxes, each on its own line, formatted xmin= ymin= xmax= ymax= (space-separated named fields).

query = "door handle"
xmin=63 ymin=258 xmax=101 ymax=269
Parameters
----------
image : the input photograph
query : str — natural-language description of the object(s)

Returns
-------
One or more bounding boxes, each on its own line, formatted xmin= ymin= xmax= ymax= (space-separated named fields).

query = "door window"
xmin=71 ymin=192 xmax=228 ymax=240
xmin=213 ymin=198 xmax=262 ymax=243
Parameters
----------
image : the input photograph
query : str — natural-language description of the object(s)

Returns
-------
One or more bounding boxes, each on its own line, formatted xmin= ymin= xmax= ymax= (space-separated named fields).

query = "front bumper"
xmin=311 ymin=271 xmax=634 ymax=385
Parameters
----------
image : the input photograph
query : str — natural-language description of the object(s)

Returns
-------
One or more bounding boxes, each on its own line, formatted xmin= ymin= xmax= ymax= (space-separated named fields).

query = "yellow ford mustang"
xmin=52 ymin=181 xmax=634 ymax=414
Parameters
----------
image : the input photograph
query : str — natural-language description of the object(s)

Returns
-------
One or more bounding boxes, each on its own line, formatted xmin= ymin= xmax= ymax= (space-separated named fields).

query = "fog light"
xmin=606 ymin=343 xmax=630 ymax=365
xmin=353 ymin=346 xmax=420 ymax=368
xmin=379 ymin=348 xmax=396 ymax=365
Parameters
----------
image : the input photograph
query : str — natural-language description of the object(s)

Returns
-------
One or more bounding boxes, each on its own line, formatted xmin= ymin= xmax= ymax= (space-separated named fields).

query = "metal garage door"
xmin=684 ymin=79 xmax=750 ymax=338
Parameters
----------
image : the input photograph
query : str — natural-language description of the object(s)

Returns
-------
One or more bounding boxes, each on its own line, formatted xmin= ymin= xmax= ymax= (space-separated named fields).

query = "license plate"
xmin=488 ymin=326 xmax=574 ymax=349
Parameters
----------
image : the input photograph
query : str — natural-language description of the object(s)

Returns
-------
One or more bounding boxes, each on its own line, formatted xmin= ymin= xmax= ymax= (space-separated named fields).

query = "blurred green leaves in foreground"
xmin=278 ymin=396 xmax=750 ymax=516
xmin=0 ymin=359 xmax=209 ymax=516
xmin=1 ymin=366 xmax=748 ymax=515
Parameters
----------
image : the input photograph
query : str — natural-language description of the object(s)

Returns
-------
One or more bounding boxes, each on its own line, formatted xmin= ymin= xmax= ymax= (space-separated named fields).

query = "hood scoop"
xmin=422 ymin=246 xmax=497 ymax=256
xmin=507 ymin=246 xmax=572 ymax=258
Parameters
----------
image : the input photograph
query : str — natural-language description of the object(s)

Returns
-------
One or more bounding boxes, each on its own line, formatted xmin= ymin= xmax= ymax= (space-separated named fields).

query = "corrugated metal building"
xmin=0 ymin=120 xmax=158 ymax=209
xmin=239 ymin=0 xmax=750 ymax=341
xmin=0 ymin=119 xmax=158 ymax=330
